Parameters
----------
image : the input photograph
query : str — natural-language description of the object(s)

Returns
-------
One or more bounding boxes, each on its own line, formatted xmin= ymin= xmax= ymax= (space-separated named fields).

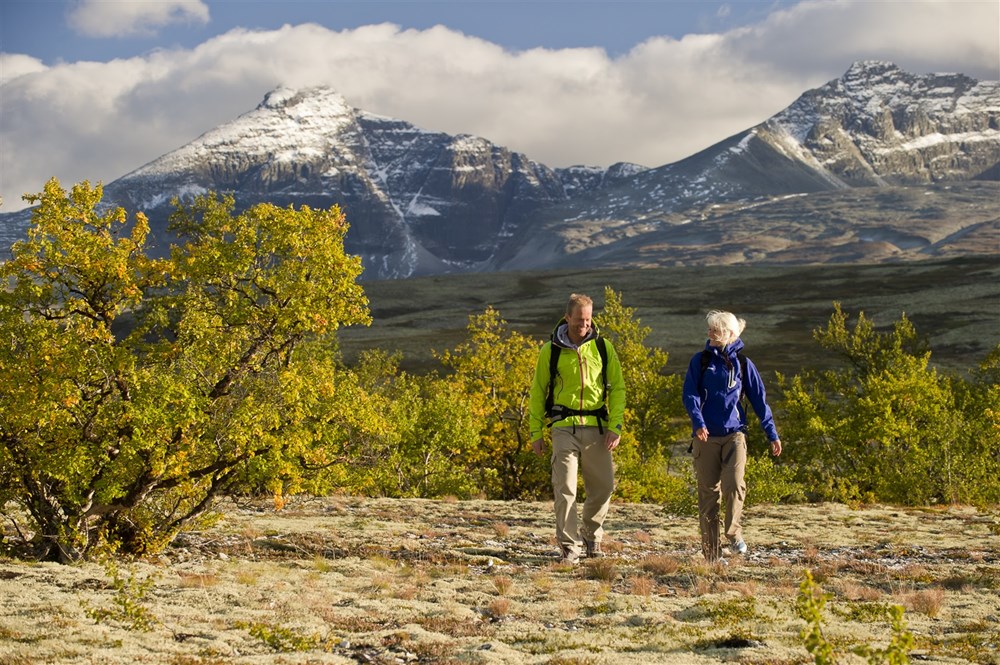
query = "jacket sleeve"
xmin=603 ymin=340 xmax=626 ymax=436
xmin=744 ymin=357 xmax=779 ymax=442
xmin=528 ymin=342 xmax=552 ymax=441
xmin=682 ymin=353 xmax=706 ymax=434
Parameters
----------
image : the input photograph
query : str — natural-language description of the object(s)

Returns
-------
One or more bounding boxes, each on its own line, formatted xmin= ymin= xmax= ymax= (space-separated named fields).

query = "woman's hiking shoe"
xmin=732 ymin=539 xmax=748 ymax=555
xmin=583 ymin=538 xmax=605 ymax=558
xmin=559 ymin=548 xmax=580 ymax=565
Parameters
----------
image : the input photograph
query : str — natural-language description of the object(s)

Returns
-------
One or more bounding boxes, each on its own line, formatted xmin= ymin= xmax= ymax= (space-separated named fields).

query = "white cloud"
xmin=0 ymin=54 xmax=48 ymax=81
xmin=1 ymin=0 xmax=996 ymax=212
xmin=68 ymin=0 xmax=210 ymax=38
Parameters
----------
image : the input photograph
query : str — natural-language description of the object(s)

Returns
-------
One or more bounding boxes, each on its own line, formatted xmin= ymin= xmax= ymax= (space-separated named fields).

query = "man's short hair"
xmin=566 ymin=293 xmax=593 ymax=315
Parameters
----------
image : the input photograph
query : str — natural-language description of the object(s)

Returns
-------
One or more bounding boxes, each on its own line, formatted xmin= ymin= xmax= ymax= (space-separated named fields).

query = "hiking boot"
xmin=732 ymin=539 xmax=748 ymax=555
xmin=559 ymin=548 xmax=580 ymax=565
xmin=583 ymin=538 xmax=605 ymax=558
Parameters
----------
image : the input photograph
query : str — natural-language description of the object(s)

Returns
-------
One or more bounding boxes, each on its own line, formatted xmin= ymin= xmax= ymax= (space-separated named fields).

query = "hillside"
xmin=338 ymin=257 xmax=1000 ymax=377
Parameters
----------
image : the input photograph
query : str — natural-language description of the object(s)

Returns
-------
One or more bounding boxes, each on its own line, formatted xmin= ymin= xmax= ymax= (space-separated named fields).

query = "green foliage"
xmin=796 ymin=570 xmax=838 ymax=665
xmin=343 ymin=349 xmax=483 ymax=498
xmin=83 ymin=560 xmax=158 ymax=632
xmin=595 ymin=288 xmax=685 ymax=462
xmin=700 ymin=595 xmax=761 ymax=627
xmin=853 ymin=606 xmax=915 ymax=665
xmin=744 ymin=452 xmax=806 ymax=506
xmin=596 ymin=288 xmax=690 ymax=504
xmin=238 ymin=621 xmax=325 ymax=652
xmin=0 ymin=179 xmax=371 ymax=561
xmin=796 ymin=569 xmax=914 ymax=665
xmin=778 ymin=304 xmax=1000 ymax=506
xmin=437 ymin=307 xmax=547 ymax=499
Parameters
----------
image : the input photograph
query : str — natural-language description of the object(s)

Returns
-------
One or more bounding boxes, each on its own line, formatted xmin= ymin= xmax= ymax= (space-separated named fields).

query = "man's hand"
xmin=531 ymin=438 xmax=546 ymax=456
xmin=604 ymin=431 xmax=620 ymax=451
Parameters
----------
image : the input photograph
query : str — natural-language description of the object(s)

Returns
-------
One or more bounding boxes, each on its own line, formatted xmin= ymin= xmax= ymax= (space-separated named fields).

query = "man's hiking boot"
xmin=559 ymin=548 xmax=580 ymax=565
xmin=583 ymin=538 xmax=605 ymax=559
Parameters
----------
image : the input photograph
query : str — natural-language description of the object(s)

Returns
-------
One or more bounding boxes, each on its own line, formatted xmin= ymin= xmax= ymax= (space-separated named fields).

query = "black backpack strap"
xmin=544 ymin=343 xmax=560 ymax=416
xmin=698 ymin=349 xmax=711 ymax=393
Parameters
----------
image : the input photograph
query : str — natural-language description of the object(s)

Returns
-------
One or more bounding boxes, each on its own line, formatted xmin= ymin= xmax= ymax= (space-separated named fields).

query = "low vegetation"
xmin=1 ymin=498 xmax=998 ymax=664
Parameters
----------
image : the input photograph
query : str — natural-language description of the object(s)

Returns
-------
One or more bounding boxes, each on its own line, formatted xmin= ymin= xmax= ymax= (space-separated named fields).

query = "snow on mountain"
xmin=508 ymin=61 xmax=999 ymax=270
xmin=558 ymin=61 xmax=998 ymax=223
xmin=103 ymin=86 xmax=588 ymax=278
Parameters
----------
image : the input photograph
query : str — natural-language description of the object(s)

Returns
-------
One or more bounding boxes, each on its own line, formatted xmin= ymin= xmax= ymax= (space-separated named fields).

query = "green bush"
xmin=0 ymin=180 xmax=371 ymax=561
xmin=777 ymin=304 xmax=1000 ymax=506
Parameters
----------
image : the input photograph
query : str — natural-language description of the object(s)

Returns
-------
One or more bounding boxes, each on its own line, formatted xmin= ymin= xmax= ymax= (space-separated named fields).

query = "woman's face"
xmin=707 ymin=325 xmax=729 ymax=348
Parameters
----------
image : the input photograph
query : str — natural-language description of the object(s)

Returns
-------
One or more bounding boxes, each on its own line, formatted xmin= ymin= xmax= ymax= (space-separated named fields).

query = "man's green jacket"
xmin=528 ymin=320 xmax=626 ymax=441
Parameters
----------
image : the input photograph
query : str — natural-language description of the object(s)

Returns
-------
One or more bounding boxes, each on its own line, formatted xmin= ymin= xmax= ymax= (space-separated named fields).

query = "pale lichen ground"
xmin=0 ymin=498 xmax=997 ymax=664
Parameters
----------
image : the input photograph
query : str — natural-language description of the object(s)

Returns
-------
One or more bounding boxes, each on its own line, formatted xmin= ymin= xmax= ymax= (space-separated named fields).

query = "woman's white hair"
xmin=706 ymin=310 xmax=747 ymax=345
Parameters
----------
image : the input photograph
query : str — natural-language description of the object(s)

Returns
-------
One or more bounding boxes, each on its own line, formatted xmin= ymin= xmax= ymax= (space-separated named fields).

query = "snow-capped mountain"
xmin=100 ymin=86 xmax=637 ymax=278
xmin=508 ymin=60 xmax=999 ymax=268
xmin=1 ymin=62 xmax=997 ymax=276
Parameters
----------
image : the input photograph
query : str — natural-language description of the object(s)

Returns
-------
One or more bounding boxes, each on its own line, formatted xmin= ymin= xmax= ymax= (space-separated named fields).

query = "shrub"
xmin=0 ymin=180 xmax=371 ymax=561
xmin=777 ymin=305 xmax=1000 ymax=506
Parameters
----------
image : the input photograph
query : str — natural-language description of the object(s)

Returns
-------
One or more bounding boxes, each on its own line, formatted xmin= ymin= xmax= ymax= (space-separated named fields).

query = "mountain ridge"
xmin=2 ymin=61 xmax=997 ymax=278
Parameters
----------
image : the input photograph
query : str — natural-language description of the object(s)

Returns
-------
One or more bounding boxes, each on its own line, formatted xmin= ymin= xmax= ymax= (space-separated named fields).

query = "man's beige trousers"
xmin=551 ymin=425 xmax=615 ymax=556
xmin=693 ymin=431 xmax=747 ymax=560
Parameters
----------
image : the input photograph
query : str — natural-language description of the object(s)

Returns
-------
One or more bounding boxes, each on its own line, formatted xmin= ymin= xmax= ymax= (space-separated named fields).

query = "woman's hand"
xmin=770 ymin=439 xmax=782 ymax=456
xmin=695 ymin=427 xmax=709 ymax=442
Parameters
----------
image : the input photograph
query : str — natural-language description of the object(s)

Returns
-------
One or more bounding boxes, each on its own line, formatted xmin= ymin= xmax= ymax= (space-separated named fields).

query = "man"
xmin=529 ymin=293 xmax=625 ymax=564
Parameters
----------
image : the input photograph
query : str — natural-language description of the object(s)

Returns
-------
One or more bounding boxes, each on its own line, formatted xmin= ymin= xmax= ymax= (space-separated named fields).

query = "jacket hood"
xmin=551 ymin=317 xmax=601 ymax=349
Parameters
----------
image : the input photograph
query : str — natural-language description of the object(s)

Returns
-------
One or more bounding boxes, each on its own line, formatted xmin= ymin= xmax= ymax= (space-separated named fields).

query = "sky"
xmin=1 ymin=0 xmax=998 ymax=212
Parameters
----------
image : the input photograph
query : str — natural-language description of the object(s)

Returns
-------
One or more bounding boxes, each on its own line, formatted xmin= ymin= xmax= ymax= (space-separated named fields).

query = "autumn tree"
xmin=343 ymin=349 xmax=483 ymax=498
xmin=0 ymin=179 xmax=371 ymax=562
xmin=437 ymin=307 xmax=546 ymax=499
xmin=595 ymin=287 xmax=693 ymax=505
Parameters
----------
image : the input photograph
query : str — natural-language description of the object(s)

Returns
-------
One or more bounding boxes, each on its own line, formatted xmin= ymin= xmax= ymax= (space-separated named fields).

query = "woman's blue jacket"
xmin=682 ymin=338 xmax=779 ymax=442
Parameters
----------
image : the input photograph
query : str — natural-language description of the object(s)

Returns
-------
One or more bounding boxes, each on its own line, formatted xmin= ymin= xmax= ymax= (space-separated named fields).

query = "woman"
xmin=682 ymin=310 xmax=782 ymax=563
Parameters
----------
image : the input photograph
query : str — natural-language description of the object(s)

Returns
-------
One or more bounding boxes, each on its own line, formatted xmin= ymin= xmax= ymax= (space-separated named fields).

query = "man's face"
xmin=566 ymin=304 xmax=593 ymax=344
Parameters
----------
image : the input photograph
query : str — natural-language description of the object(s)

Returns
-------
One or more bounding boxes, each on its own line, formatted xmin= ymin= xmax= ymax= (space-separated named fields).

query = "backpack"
xmin=544 ymin=337 xmax=610 ymax=432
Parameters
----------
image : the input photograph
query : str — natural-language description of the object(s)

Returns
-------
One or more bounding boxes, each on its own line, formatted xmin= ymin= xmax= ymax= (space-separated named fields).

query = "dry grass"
xmin=492 ymin=574 xmax=515 ymax=596
xmin=0 ymin=498 xmax=998 ymax=664
xmin=905 ymin=588 xmax=947 ymax=618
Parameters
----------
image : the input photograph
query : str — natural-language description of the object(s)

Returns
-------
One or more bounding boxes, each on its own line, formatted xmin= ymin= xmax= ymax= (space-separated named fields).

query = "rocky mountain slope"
xmin=1 ymin=61 xmax=997 ymax=277
xmin=513 ymin=61 xmax=999 ymax=270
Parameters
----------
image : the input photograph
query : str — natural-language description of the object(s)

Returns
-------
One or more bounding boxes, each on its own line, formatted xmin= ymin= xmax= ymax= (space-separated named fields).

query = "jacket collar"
xmin=552 ymin=318 xmax=600 ymax=349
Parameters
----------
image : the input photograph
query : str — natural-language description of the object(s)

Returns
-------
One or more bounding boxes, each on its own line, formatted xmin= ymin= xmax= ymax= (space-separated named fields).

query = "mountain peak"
xmin=843 ymin=60 xmax=902 ymax=78
xmin=259 ymin=85 xmax=347 ymax=111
